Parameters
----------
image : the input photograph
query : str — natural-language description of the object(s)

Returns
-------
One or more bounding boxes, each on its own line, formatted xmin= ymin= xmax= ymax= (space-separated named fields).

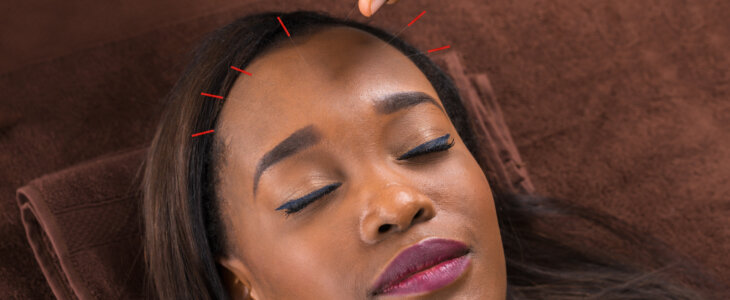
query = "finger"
xmin=359 ymin=0 xmax=387 ymax=17
xmin=386 ymin=0 xmax=400 ymax=4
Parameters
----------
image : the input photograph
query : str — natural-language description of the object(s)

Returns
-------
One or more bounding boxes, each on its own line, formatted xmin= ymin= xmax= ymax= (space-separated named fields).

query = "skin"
xmin=359 ymin=0 xmax=400 ymax=17
xmin=215 ymin=26 xmax=506 ymax=299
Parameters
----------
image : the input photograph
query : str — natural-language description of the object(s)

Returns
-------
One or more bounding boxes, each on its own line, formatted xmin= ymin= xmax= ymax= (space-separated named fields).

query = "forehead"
xmin=217 ymin=26 xmax=440 ymax=176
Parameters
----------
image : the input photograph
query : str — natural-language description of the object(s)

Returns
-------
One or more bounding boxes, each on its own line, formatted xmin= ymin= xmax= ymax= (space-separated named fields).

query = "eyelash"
xmin=276 ymin=133 xmax=455 ymax=215
xmin=396 ymin=133 xmax=455 ymax=160
xmin=276 ymin=182 xmax=342 ymax=215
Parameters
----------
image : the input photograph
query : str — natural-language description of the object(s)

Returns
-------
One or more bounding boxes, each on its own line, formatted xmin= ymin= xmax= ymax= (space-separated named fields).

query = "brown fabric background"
xmin=1 ymin=0 xmax=728 ymax=298
xmin=15 ymin=146 xmax=148 ymax=300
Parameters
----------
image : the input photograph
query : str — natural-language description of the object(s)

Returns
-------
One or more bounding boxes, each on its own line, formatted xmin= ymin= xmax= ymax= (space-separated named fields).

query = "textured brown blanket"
xmin=16 ymin=147 xmax=147 ymax=299
xmin=1 ymin=0 xmax=728 ymax=298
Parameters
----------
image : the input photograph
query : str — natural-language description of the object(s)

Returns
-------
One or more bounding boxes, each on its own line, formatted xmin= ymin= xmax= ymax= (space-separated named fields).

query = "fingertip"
xmin=359 ymin=0 xmax=372 ymax=17
xmin=369 ymin=0 xmax=386 ymax=16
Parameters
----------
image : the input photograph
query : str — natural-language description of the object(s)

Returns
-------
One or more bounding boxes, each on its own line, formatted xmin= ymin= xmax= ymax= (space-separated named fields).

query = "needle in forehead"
xmin=277 ymin=16 xmax=314 ymax=71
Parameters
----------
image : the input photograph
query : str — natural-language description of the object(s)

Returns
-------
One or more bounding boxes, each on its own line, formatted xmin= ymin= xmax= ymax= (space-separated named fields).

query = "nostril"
xmin=378 ymin=224 xmax=392 ymax=233
xmin=413 ymin=208 xmax=423 ymax=220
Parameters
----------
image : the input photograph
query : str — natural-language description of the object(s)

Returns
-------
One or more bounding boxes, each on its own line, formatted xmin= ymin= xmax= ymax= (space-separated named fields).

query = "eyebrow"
xmin=252 ymin=91 xmax=446 ymax=197
xmin=374 ymin=91 xmax=446 ymax=115
xmin=253 ymin=125 xmax=321 ymax=196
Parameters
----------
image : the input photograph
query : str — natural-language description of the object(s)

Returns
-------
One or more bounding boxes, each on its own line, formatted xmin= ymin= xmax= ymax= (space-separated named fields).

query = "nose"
xmin=360 ymin=183 xmax=436 ymax=244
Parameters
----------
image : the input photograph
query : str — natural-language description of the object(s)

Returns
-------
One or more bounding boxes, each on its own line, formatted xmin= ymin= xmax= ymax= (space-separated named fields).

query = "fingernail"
xmin=370 ymin=0 xmax=386 ymax=15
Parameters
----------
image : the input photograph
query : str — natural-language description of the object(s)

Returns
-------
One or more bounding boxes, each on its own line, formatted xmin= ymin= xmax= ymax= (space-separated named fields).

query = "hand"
xmin=358 ymin=0 xmax=400 ymax=17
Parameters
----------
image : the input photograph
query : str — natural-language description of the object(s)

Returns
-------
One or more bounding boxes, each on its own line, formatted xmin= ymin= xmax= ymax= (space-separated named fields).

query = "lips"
xmin=370 ymin=237 xmax=472 ymax=297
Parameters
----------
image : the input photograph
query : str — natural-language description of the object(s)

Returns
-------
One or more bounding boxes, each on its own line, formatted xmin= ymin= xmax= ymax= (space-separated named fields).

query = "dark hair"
xmin=142 ymin=10 xmax=714 ymax=300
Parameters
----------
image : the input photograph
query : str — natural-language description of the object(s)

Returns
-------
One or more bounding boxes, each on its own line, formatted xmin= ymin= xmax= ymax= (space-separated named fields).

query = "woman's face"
xmin=215 ymin=26 xmax=505 ymax=299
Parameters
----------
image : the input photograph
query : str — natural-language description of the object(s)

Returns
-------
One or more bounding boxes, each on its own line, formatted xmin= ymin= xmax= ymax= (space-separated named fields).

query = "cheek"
xmin=231 ymin=207 xmax=358 ymax=298
xmin=436 ymin=148 xmax=495 ymax=214
xmin=436 ymin=149 xmax=501 ymax=240
xmin=444 ymin=151 xmax=507 ymax=295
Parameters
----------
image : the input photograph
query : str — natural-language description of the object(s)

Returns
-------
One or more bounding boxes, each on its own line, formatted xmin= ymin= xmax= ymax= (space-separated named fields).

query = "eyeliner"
xmin=276 ymin=182 xmax=342 ymax=213
xmin=397 ymin=133 xmax=453 ymax=160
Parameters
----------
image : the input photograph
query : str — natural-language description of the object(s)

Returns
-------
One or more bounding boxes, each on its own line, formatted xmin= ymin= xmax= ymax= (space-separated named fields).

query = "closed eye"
xmin=276 ymin=182 xmax=342 ymax=215
xmin=396 ymin=133 xmax=455 ymax=160
xmin=275 ymin=134 xmax=455 ymax=216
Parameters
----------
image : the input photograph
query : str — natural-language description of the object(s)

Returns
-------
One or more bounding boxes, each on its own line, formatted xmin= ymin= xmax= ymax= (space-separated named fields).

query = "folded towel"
xmin=432 ymin=52 xmax=535 ymax=195
xmin=16 ymin=146 xmax=147 ymax=299
xmin=15 ymin=52 xmax=532 ymax=299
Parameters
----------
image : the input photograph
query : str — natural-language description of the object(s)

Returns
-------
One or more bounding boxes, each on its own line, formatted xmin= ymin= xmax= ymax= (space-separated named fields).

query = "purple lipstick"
xmin=370 ymin=237 xmax=472 ymax=297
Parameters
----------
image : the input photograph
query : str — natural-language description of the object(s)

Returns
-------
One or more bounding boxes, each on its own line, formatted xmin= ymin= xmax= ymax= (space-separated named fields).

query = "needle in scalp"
xmin=379 ymin=10 xmax=426 ymax=50
xmin=277 ymin=16 xmax=314 ymax=70
xmin=396 ymin=45 xmax=452 ymax=59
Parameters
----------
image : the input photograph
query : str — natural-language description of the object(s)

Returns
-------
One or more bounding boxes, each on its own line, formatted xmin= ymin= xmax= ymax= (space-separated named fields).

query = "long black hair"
xmin=142 ymin=10 xmax=715 ymax=299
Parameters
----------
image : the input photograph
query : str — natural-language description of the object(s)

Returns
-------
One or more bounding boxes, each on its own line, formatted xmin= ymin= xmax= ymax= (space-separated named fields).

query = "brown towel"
xmin=15 ymin=52 xmax=531 ymax=299
xmin=16 ymin=146 xmax=147 ymax=300
xmin=432 ymin=52 xmax=535 ymax=195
